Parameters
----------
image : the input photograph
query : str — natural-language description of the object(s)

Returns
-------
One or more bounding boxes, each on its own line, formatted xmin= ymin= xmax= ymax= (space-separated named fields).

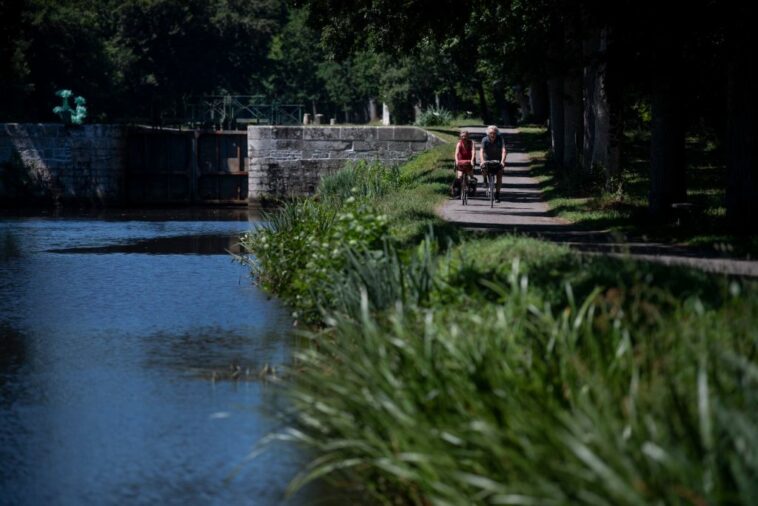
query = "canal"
xmin=0 ymin=209 xmax=324 ymax=505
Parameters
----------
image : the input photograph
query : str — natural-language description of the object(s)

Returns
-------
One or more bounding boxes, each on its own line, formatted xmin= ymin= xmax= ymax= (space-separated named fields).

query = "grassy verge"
xmin=522 ymin=127 xmax=758 ymax=258
xmin=239 ymin=142 xmax=758 ymax=505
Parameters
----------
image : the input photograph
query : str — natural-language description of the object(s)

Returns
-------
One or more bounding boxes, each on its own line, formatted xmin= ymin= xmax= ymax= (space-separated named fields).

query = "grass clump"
xmin=415 ymin=106 xmax=454 ymax=127
xmin=240 ymin=133 xmax=758 ymax=505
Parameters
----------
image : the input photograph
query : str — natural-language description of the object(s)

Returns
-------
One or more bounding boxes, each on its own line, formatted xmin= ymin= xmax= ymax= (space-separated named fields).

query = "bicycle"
xmin=461 ymin=170 xmax=470 ymax=205
xmin=480 ymin=161 xmax=502 ymax=208
xmin=453 ymin=162 xmax=475 ymax=206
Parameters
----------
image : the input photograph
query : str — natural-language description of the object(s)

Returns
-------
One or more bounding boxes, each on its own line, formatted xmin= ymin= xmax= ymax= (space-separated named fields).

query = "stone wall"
xmin=247 ymin=126 xmax=443 ymax=200
xmin=0 ymin=123 xmax=127 ymax=205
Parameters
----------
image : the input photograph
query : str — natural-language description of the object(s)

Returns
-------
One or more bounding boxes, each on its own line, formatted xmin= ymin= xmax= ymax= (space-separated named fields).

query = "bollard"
xmin=329 ymin=118 xmax=336 ymax=125
xmin=303 ymin=113 xmax=311 ymax=125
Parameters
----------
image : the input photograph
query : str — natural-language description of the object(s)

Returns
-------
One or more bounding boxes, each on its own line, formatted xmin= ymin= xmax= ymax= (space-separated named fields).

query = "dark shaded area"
xmin=523 ymin=126 xmax=758 ymax=258
xmin=48 ymin=233 xmax=242 ymax=255
xmin=0 ymin=207 xmax=259 ymax=222
xmin=0 ymin=323 xmax=26 ymax=376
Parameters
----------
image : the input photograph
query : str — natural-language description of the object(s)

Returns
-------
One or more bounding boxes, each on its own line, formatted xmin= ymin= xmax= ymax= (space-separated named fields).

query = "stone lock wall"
xmin=247 ymin=126 xmax=443 ymax=201
xmin=0 ymin=123 xmax=127 ymax=204
xmin=1 ymin=124 xmax=444 ymax=206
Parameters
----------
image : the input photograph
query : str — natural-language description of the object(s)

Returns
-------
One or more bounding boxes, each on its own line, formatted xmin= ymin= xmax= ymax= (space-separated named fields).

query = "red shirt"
xmin=456 ymin=139 xmax=473 ymax=163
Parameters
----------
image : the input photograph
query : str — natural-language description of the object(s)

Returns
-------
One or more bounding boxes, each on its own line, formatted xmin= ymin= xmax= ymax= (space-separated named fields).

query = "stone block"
xmin=352 ymin=141 xmax=374 ymax=151
xmin=247 ymin=126 xmax=274 ymax=140
xmin=275 ymin=139 xmax=303 ymax=150
xmin=272 ymin=126 xmax=303 ymax=140
xmin=340 ymin=127 xmax=377 ymax=141
xmin=384 ymin=141 xmax=412 ymax=152
xmin=393 ymin=127 xmax=428 ymax=142
xmin=307 ymin=140 xmax=350 ymax=151
xmin=303 ymin=127 xmax=341 ymax=141
xmin=377 ymin=127 xmax=394 ymax=141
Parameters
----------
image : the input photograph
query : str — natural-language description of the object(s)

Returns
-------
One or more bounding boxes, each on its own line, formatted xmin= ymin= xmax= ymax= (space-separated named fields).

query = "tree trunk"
xmin=477 ymin=82 xmax=490 ymax=124
xmin=649 ymin=36 xmax=686 ymax=216
xmin=368 ymin=98 xmax=378 ymax=122
xmin=516 ymin=85 xmax=532 ymax=123
xmin=413 ymin=101 xmax=423 ymax=123
xmin=726 ymin=12 xmax=757 ymax=232
xmin=585 ymin=25 xmax=622 ymax=186
xmin=582 ymin=26 xmax=599 ymax=172
xmin=493 ymin=82 xmax=509 ymax=125
xmin=563 ymin=72 xmax=582 ymax=171
xmin=548 ymin=77 xmax=565 ymax=169
xmin=563 ymin=14 xmax=583 ymax=172
xmin=528 ymin=80 xmax=549 ymax=123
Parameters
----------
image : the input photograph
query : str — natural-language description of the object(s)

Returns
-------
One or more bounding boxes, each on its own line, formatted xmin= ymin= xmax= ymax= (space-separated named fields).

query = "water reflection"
xmin=0 ymin=212 xmax=329 ymax=506
xmin=48 ymin=234 xmax=243 ymax=255
xmin=0 ymin=230 xmax=22 ymax=261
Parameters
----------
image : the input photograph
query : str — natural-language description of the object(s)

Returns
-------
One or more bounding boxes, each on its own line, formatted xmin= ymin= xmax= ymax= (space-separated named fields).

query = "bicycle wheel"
xmin=461 ymin=174 xmax=468 ymax=206
xmin=489 ymin=172 xmax=495 ymax=208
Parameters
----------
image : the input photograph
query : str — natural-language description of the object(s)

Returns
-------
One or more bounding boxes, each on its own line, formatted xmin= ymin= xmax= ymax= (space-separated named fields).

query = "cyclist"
xmin=479 ymin=125 xmax=507 ymax=202
xmin=453 ymin=129 xmax=476 ymax=197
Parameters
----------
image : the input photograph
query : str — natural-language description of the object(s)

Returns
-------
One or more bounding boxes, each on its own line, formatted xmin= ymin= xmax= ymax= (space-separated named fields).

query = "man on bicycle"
xmin=479 ymin=125 xmax=507 ymax=203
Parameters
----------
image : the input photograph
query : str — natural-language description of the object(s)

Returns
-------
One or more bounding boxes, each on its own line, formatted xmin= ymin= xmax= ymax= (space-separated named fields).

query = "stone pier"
xmin=247 ymin=125 xmax=442 ymax=201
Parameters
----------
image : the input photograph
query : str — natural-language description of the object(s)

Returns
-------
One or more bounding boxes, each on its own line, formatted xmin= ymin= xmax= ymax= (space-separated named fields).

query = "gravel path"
xmin=437 ymin=127 xmax=758 ymax=278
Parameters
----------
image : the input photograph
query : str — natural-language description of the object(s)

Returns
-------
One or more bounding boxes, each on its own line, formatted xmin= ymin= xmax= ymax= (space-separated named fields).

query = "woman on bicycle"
xmin=454 ymin=130 xmax=476 ymax=195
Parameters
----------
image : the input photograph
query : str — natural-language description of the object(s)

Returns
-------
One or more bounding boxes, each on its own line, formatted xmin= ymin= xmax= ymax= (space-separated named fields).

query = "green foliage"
xmin=284 ymin=265 xmax=757 ymax=505
xmin=239 ymin=161 xmax=405 ymax=319
xmin=318 ymin=160 xmax=401 ymax=204
xmin=244 ymin=138 xmax=758 ymax=505
xmin=414 ymin=106 xmax=453 ymax=127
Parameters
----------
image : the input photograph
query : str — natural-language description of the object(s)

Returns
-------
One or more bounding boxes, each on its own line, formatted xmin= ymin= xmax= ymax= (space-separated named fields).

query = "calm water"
xmin=0 ymin=210 xmax=324 ymax=505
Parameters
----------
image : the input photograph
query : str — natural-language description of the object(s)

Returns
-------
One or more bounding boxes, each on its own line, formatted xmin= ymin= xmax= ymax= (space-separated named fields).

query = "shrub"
xmin=415 ymin=106 xmax=453 ymax=127
xmin=239 ymin=197 xmax=389 ymax=321
xmin=318 ymin=160 xmax=401 ymax=204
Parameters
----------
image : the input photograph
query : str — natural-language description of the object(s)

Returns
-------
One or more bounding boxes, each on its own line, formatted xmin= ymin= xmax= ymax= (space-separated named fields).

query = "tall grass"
xmin=282 ymin=256 xmax=758 ymax=505
xmin=318 ymin=160 xmax=402 ymax=204
xmin=242 ymin=138 xmax=758 ymax=505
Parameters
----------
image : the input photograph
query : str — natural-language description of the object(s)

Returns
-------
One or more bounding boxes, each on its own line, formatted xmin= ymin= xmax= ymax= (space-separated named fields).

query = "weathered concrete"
xmin=0 ymin=123 xmax=127 ymax=204
xmin=247 ymin=125 xmax=443 ymax=201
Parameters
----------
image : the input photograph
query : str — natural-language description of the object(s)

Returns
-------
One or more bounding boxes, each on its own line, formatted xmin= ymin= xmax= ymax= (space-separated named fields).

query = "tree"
xmin=111 ymin=0 xmax=282 ymax=121
xmin=725 ymin=5 xmax=757 ymax=232
xmin=265 ymin=7 xmax=327 ymax=114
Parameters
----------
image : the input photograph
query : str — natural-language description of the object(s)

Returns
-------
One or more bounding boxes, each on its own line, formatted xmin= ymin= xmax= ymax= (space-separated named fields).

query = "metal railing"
xmin=185 ymin=95 xmax=303 ymax=129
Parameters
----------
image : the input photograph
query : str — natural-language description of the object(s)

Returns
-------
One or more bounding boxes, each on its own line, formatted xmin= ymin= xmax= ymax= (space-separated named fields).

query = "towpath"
xmin=437 ymin=127 xmax=758 ymax=277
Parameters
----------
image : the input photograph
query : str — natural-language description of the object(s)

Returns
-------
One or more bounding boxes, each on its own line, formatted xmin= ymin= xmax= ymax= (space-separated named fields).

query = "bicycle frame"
xmin=481 ymin=161 xmax=501 ymax=208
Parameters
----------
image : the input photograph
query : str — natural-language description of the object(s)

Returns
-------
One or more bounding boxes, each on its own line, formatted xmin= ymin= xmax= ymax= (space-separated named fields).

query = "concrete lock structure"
xmin=247 ymin=126 xmax=443 ymax=202
xmin=1 ymin=124 xmax=442 ymax=206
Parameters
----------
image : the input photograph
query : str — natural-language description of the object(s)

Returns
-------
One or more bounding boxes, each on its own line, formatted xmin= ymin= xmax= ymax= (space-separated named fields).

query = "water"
xmin=0 ymin=210 xmax=324 ymax=505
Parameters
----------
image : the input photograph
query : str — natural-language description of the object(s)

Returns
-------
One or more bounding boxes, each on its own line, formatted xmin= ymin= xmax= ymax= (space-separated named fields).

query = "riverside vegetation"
xmin=239 ymin=147 xmax=758 ymax=505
